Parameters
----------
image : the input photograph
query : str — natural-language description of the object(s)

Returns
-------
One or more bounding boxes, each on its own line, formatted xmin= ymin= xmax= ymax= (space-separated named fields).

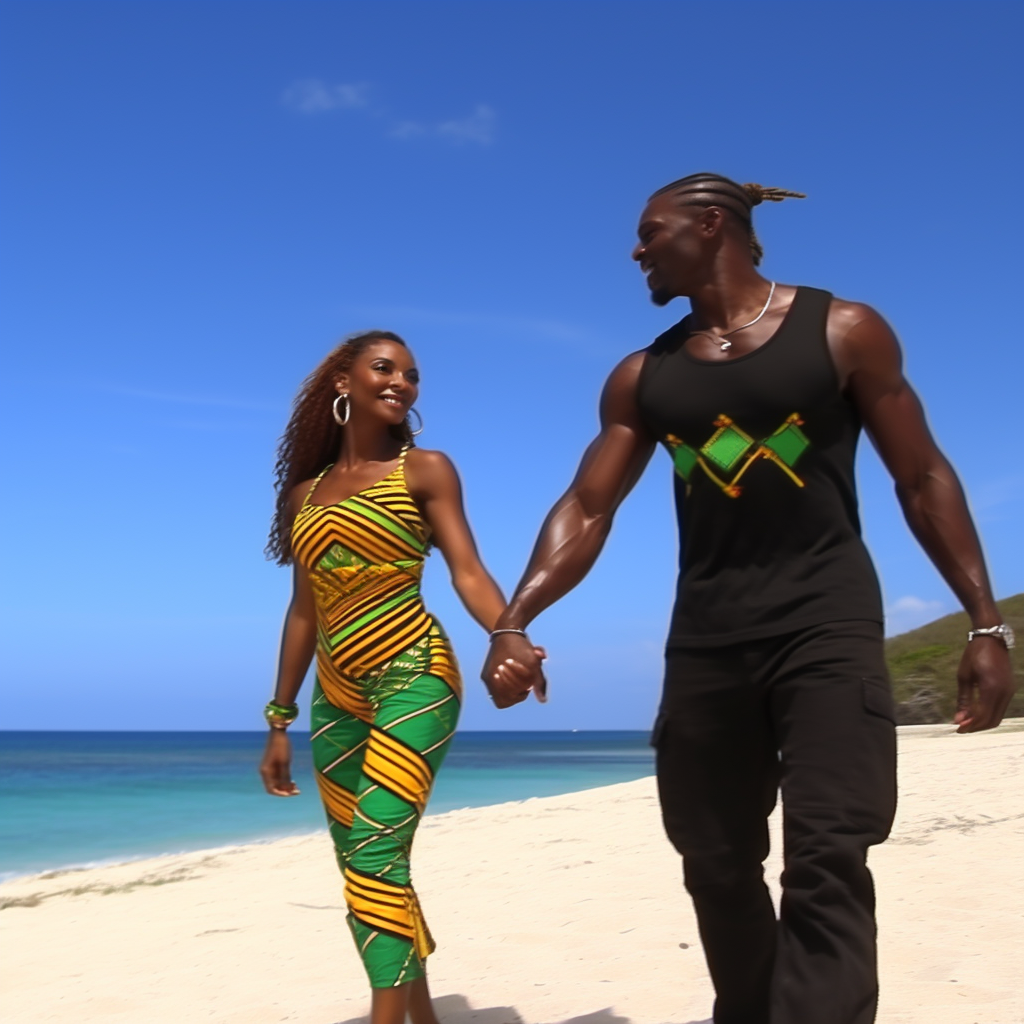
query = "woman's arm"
xmin=406 ymin=449 xmax=544 ymax=702
xmin=406 ymin=449 xmax=510 ymax=631
xmin=260 ymin=485 xmax=318 ymax=796
xmin=271 ymin=559 xmax=319 ymax=707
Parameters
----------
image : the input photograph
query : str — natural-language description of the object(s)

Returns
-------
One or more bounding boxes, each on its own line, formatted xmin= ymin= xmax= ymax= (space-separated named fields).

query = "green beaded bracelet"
xmin=264 ymin=701 xmax=299 ymax=728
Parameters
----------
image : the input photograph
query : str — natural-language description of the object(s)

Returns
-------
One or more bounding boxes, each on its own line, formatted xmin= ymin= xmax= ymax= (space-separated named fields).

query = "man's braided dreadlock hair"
xmin=650 ymin=172 xmax=806 ymax=266
xmin=266 ymin=330 xmax=414 ymax=565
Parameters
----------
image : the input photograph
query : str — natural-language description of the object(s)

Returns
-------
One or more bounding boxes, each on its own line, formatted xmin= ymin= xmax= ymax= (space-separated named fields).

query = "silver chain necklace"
xmin=692 ymin=281 xmax=776 ymax=352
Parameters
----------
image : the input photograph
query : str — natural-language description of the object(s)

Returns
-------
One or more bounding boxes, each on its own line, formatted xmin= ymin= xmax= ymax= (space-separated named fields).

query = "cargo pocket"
xmin=862 ymin=676 xmax=896 ymax=724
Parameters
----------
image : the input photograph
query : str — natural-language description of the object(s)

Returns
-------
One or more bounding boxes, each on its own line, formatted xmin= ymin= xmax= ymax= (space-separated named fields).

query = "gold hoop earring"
xmin=332 ymin=394 xmax=350 ymax=426
xmin=408 ymin=407 xmax=424 ymax=436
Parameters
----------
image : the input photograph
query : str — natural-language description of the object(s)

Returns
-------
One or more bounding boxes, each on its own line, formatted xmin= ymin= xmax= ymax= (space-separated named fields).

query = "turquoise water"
xmin=0 ymin=731 xmax=653 ymax=878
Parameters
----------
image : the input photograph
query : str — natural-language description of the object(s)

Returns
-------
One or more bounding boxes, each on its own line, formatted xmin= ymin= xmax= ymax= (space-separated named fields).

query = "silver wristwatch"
xmin=966 ymin=623 xmax=1015 ymax=649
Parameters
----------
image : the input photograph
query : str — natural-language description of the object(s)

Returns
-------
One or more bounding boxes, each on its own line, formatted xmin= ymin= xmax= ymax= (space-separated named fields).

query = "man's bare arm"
xmin=830 ymin=302 xmax=1015 ymax=732
xmin=483 ymin=351 xmax=656 ymax=707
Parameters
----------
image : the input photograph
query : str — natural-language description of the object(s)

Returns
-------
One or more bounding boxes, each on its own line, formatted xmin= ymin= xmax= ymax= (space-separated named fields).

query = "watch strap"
xmin=966 ymin=624 xmax=1015 ymax=649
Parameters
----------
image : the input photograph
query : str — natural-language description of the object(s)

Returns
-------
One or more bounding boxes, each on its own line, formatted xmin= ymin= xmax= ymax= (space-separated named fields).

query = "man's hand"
xmin=481 ymin=633 xmax=548 ymax=708
xmin=953 ymin=639 xmax=1016 ymax=733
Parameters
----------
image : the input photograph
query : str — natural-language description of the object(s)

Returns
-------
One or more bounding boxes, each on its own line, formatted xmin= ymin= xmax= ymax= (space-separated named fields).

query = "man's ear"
xmin=698 ymin=206 xmax=726 ymax=238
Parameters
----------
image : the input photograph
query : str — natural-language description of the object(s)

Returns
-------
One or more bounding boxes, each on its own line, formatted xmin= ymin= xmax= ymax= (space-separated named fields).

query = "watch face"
xmin=999 ymin=624 xmax=1016 ymax=649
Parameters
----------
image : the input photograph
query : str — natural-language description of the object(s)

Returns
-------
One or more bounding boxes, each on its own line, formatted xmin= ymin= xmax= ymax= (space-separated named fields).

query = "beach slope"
xmin=2 ymin=722 xmax=1021 ymax=1024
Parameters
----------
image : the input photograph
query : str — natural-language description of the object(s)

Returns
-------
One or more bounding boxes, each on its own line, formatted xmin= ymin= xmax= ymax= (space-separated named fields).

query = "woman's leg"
xmin=310 ymin=683 xmax=409 ymax=1024
xmin=346 ymin=669 xmax=460 ymax=992
xmin=407 ymin=975 xmax=442 ymax=1024
xmin=309 ymin=681 xmax=372 ymax=875
xmin=369 ymin=975 xmax=441 ymax=1024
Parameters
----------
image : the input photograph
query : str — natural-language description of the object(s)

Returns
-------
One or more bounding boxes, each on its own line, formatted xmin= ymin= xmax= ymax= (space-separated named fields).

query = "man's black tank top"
xmin=636 ymin=286 xmax=883 ymax=647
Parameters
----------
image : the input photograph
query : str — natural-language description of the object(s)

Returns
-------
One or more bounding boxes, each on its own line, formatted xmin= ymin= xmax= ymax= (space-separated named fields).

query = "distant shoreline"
xmin=0 ymin=730 xmax=657 ymax=879
xmin=5 ymin=723 xmax=1019 ymax=885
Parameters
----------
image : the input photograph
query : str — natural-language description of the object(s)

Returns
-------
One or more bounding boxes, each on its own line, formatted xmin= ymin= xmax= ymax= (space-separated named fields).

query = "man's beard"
xmin=649 ymin=286 xmax=674 ymax=307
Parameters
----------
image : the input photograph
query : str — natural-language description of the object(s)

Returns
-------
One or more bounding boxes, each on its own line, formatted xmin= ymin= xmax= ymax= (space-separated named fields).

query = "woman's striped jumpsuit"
xmin=291 ymin=447 xmax=461 ymax=988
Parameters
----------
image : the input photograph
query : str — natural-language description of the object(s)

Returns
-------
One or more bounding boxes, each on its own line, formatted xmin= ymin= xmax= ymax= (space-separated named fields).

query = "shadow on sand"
xmin=332 ymin=992 xmax=714 ymax=1023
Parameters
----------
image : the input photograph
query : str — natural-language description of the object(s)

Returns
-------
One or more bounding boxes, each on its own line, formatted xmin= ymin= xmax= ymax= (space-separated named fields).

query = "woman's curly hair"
xmin=266 ymin=330 xmax=414 ymax=565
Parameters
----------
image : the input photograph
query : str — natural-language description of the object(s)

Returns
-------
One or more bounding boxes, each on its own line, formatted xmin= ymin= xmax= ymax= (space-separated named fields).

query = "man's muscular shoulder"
xmin=597 ymin=349 xmax=648 ymax=408
xmin=824 ymin=295 xmax=901 ymax=387
xmin=600 ymin=349 xmax=650 ymax=425
xmin=826 ymin=295 xmax=885 ymax=338
xmin=606 ymin=349 xmax=647 ymax=390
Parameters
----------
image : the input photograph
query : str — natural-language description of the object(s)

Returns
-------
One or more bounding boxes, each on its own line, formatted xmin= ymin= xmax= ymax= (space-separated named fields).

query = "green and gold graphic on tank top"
xmin=665 ymin=413 xmax=810 ymax=498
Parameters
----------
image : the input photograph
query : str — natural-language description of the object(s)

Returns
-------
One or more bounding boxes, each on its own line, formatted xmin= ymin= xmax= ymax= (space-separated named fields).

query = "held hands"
xmin=259 ymin=729 xmax=301 ymax=796
xmin=481 ymin=633 xmax=548 ymax=708
xmin=954 ymin=638 xmax=1016 ymax=733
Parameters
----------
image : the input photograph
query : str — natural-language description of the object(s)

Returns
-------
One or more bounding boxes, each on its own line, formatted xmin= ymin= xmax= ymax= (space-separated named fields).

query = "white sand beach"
xmin=2 ymin=722 xmax=1021 ymax=1024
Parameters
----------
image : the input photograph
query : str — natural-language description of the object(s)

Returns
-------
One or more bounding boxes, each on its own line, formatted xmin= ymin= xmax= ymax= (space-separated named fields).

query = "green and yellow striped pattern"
xmin=292 ymin=450 xmax=462 ymax=713
xmin=294 ymin=448 xmax=461 ymax=988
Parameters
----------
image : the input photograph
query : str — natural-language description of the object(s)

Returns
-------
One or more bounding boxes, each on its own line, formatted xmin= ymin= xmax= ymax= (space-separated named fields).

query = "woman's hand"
xmin=259 ymin=729 xmax=300 ymax=796
xmin=484 ymin=635 xmax=548 ymax=707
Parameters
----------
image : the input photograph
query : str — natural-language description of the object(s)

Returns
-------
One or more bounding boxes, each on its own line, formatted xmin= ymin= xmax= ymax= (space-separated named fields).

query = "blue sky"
xmin=1 ymin=1 xmax=1021 ymax=731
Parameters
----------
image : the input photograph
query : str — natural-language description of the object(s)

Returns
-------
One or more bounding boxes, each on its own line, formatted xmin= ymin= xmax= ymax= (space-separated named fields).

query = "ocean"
xmin=0 ymin=731 xmax=654 ymax=879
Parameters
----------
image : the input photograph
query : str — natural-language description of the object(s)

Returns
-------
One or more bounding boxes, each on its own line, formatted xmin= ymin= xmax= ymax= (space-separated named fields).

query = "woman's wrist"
xmin=264 ymin=699 xmax=299 ymax=729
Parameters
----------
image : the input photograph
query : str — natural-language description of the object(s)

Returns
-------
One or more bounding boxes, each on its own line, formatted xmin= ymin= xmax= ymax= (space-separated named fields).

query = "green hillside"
xmin=886 ymin=593 xmax=1024 ymax=724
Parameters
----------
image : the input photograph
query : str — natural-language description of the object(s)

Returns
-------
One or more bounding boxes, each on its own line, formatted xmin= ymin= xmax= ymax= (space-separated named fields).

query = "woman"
xmin=260 ymin=330 xmax=540 ymax=1024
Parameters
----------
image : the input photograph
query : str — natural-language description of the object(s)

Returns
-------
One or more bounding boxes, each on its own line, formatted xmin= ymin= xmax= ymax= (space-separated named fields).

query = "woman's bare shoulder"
xmin=288 ymin=478 xmax=318 ymax=517
xmin=404 ymin=447 xmax=460 ymax=497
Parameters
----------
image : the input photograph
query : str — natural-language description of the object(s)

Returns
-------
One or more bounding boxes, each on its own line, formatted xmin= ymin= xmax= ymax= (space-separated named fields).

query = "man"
xmin=481 ymin=172 xmax=1016 ymax=1024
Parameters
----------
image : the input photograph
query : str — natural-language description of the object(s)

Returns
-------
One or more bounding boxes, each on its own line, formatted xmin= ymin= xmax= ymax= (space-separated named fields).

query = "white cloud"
xmin=884 ymin=595 xmax=948 ymax=637
xmin=280 ymin=82 xmax=496 ymax=146
xmin=281 ymin=79 xmax=370 ymax=114
xmin=389 ymin=120 xmax=428 ymax=140
xmin=390 ymin=105 xmax=496 ymax=146
xmin=437 ymin=104 xmax=495 ymax=145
